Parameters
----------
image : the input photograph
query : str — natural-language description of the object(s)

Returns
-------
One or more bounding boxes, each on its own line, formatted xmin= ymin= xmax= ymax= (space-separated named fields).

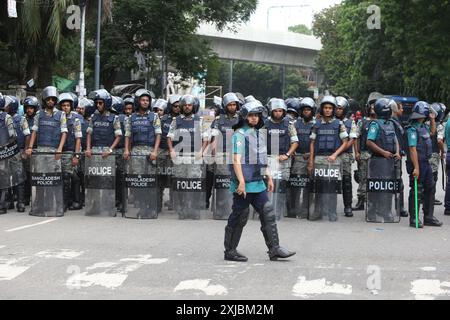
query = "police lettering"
xmin=88 ymin=166 xmax=112 ymax=176
xmin=368 ymin=180 xmax=399 ymax=192
xmin=94 ymin=122 xmax=111 ymax=127
xmin=268 ymin=129 xmax=286 ymax=135
xmin=314 ymin=168 xmax=340 ymax=178
xmin=177 ymin=180 xmax=202 ymax=190
xmin=31 ymin=174 xmax=61 ymax=186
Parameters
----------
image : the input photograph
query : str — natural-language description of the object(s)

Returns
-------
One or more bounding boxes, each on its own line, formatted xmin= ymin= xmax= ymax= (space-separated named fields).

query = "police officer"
xmin=167 ymin=95 xmax=209 ymax=219
xmin=0 ymin=94 xmax=22 ymax=214
xmin=264 ymin=98 xmax=299 ymax=219
xmin=365 ymin=98 xmax=401 ymax=222
xmin=390 ymin=99 xmax=409 ymax=217
xmin=25 ymin=86 xmax=68 ymax=217
xmin=288 ymin=97 xmax=316 ymax=218
xmin=429 ymin=103 xmax=446 ymax=206
xmin=110 ymin=96 xmax=127 ymax=214
xmin=167 ymin=94 xmax=182 ymax=119
xmin=154 ymin=99 xmax=174 ymax=211
xmin=307 ymin=96 xmax=349 ymax=221
xmin=5 ymin=96 xmax=31 ymax=212
xmin=353 ymin=92 xmax=383 ymax=211
xmin=406 ymin=101 xmax=442 ymax=228
xmin=22 ymin=96 xmax=39 ymax=206
xmin=209 ymin=93 xmax=241 ymax=218
xmin=335 ymin=96 xmax=358 ymax=217
xmin=123 ymin=90 xmax=161 ymax=218
xmin=58 ymin=93 xmax=83 ymax=211
xmin=85 ymin=89 xmax=122 ymax=216
xmin=224 ymin=100 xmax=295 ymax=262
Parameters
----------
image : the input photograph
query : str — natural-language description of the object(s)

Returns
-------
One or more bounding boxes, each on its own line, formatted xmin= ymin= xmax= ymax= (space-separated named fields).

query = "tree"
xmin=312 ymin=0 xmax=450 ymax=104
xmin=288 ymin=24 xmax=312 ymax=35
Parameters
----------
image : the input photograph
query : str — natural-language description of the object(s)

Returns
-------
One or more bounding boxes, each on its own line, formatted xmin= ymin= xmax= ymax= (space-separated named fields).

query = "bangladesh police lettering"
xmin=31 ymin=173 xmax=62 ymax=186
xmin=88 ymin=166 xmax=112 ymax=176
xmin=314 ymin=168 xmax=340 ymax=179
xmin=125 ymin=175 xmax=156 ymax=188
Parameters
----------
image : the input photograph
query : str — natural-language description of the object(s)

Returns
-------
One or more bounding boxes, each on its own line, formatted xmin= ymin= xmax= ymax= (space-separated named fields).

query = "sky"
xmin=246 ymin=0 xmax=342 ymax=31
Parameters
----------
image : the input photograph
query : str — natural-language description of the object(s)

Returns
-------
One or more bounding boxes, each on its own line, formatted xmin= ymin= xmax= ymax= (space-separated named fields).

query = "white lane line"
xmin=174 ymin=279 xmax=228 ymax=296
xmin=0 ymin=246 xmax=5 ymax=249
xmin=292 ymin=276 xmax=353 ymax=298
xmin=5 ymin=218 xmax=59 ymax=233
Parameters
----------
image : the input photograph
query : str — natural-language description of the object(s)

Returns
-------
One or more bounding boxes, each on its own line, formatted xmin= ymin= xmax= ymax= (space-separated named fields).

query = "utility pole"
xmin=78 ymin=0 xmax=87 ymax=97
xmin=94 ymin=0 xmax=102 ymax=90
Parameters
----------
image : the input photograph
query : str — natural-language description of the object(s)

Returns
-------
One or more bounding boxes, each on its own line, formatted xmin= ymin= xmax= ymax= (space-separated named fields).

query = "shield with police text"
xmin=125 ymin=147 xmax=158 ymax=219
xmin=29 ymin=149 xmax=64 ymax=217
xmin=286 ymin=155 xmax=311 ymax=219
xmin=366 ymin=157 xmax=401 ymax=223
xmin=172 ymin=154 xmax=206 ymax=220
xmin=309 ymin=157 xmax=342 ymax=221
xmin=84 ymin=149 xmax=116 ymax=217
xmin=212 ymin=159 xmax=232 ymax=220
xmin=0 ymin=141 xmax=25 ymax=189
xmin=266 ymin=155 xmax=290 ymax=220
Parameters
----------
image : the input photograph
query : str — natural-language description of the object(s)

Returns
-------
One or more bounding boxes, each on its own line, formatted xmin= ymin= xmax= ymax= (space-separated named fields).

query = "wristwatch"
xmin=285 ymin=153 xmax=291 ymax=158
xmin=108 ymin=148 xmax=114 ymax=154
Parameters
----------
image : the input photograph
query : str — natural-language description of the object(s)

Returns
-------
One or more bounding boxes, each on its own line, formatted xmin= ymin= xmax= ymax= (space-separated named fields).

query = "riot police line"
xmin=0 ymin=88 xmax=448 ymax=228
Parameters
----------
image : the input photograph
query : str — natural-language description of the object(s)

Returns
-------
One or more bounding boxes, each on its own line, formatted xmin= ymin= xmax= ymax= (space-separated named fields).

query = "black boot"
xmin=6 ymin=188 xmax=14 ymax=210
xmin=16 ymin=183 xmax=26 ymax=213
xmin=352 ymin=195 xmax=365 ymax=211
xmin=24 ymin=171 xmax=32 ymax=206
xmin=0 ymin=190 xmax=7 ymax=214
xmin=410 ymin=216 xmax=423 ymax=228
xmin=69 ymin=173 xmax=82 ymax=210
xmin=444 ymin=209 xmax=450 ymax=216
xmin=224 ymin=209 xmax=250 ymax=262
xmin=259 ymin=204 xmax=295 ymax=261
xmin=343 ymin=175 xmax=353 ymax=217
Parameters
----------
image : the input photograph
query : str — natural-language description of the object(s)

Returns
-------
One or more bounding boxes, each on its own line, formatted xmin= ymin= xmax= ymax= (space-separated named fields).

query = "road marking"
xmin=174 ymin=279 xmax=228 ymax=296
xmin=0 ymin=257 xmax=36 ymax=281
xmin=5 ymin=218 xmax=59 ymax=233
xmin=420 ymin=267 xmax=437 ymax=272
xmin=292 ymin=276 xmax=353 ymax=298
xmin=0 ymin=246 xmax=5 ymax=249
xmin=411 ymin=279 xmax=450 ymax=300
xmin=35 ymin=250 xmax=84 ymax=260
xmin=66 ymin=254 xmax=168 ymax=289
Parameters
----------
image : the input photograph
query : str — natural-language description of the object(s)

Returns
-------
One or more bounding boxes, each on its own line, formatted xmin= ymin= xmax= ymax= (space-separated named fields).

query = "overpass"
xmin=196 ymin=24 xmax=322 ymax=94
xmin=196 ymin=24 xmax=322 ymax=68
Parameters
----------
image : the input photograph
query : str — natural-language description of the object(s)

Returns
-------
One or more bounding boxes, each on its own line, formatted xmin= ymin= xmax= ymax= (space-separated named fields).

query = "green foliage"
xmin=313 ymin=0 xmax=450 ymax=104
xmin=288 ymin=24 xmax=312 ymax=35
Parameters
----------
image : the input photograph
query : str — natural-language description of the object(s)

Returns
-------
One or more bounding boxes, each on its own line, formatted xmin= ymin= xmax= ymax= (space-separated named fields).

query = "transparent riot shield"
xmin=366 ymin=157 xmax=401 ymax=223
xmin=125 ymin=148 xmax=158 ymax=219
xmin=266 ymin=155 xmax=290 ymax=220
xmin=29 ymin=149 xmax=64 ymax=217
xmin=84 ymin=149 xmax=116 ymax=217
xmin=286 ymin=155 xmax=311 ymax=219
xmin=157 ymin=150 xmax=174 ymax=213
xmin=0 ymin=142 xmax=25 ymax=189
xmin=212 ymin=156 xmax=233 ymax=220
xmin=309 ymin=157 xmax=342 ymax=221
xmin=172 ymin=154 xmax=206 ymax=220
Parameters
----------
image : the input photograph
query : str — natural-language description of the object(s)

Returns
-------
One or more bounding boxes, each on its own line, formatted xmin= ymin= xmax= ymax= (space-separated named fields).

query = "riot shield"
xmin=366 ymin=157 xmax=401 ymax=223
xmin=172 ymin=154 xmax=206 ymax=220
xmin=266 ymin=155 xmax=290 ymax=220
xmin=0 ymin=142 xmax=25 ymax=190
xmin=286 ymin=155 xmax=311 ymax=219
xmin=84 ymin=149 xmax=116 ymax=217
xmin=157 ymin=150 xmax=174 ymax=213
xmin=212 ymin=155 xmax=233 ymax=220
xmin=29 ymin=149 xmax=64 ymax=217
xmin=309 ymin=157 xmax=342 ymax=221
xmin=124 ymin=148 xmax=158 ymax=219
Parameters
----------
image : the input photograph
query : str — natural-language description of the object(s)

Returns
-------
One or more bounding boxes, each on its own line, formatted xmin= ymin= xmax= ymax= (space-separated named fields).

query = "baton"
xmin=414 ymin=176 xmax=419 ymax=229
xmin=442 ymin=156 xmax=446 ymax=191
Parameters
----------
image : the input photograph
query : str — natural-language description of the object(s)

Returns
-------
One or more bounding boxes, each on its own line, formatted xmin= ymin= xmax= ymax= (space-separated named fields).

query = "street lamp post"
xmin=78 ymin=0 xmax=87 ymax=97
xmin=266 ymin=4 xmax=311 ymax=30
xmin=94 ymin=0 xmax=102 ymax=90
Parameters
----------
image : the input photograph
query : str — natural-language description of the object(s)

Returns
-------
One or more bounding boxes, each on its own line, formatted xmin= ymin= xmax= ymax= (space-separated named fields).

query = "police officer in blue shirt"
xmin=224 ymin=100 xmax=295 ymax=262
xmin=406 ymin=102 xmax=442 ymax=228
